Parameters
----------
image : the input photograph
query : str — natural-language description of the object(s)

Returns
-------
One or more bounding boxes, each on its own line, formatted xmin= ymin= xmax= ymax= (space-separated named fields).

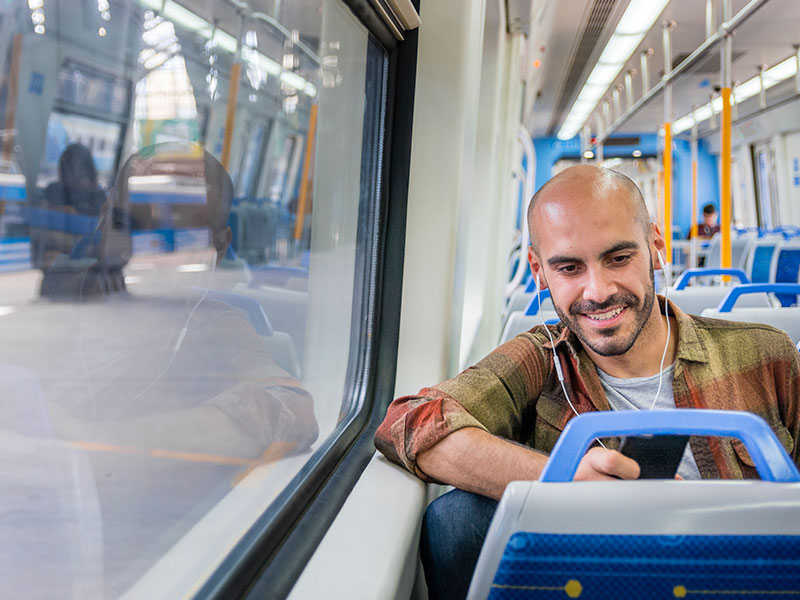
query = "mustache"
xmin=569 ymin=292 xmax=639 ymax=315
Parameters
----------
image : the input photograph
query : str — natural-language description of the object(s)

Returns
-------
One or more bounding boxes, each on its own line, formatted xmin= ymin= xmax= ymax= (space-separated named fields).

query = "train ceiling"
xmin=524 ymin=0 xmax=800 ymax=140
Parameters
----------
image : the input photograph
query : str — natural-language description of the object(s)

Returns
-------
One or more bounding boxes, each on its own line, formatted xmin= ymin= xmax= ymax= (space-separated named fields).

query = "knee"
xmin=422 ymin=489 xmax=498 ymax=556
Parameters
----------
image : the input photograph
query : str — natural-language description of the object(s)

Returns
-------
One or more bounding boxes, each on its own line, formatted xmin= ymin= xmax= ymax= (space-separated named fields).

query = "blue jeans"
xmin=420 ymin=489 xmax=499 ymax=600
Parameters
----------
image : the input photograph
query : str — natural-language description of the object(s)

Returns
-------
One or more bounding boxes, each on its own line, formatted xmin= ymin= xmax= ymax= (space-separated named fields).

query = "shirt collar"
xmin=542 ymin=295 xmax=709 ymax=364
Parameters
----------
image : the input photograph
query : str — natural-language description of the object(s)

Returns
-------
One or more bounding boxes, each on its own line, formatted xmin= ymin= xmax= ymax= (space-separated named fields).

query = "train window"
xmin=0 ymin=0 xmax=388 ymax=597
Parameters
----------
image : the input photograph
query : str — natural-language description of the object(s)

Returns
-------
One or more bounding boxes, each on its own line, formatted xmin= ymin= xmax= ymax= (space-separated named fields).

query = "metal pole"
xmin=758 ymin=64 xmax=767 ymax=109
xmin=690 ymin=108 xmax=699 ymax=242
xmin=720 ymin=0 xmax=733 ymax=274
xmin=640 ymin=50 xmax=650 ymax=97
xmin=710 ymin=92 xmax=717 ymax=130
xmin=612 ymin=86 xmax=622 ymax=120
xmin=663 ymin=22 xmax=674 ymax=262
xmin=795 ymin=45 xmax=800 ymax=95
xmin=705 ymin=0 xmax=715 ymax=39
xmin=625 ymin=70 xmax=635 ymax=109
xmin=581 ymin=125 xmax=589 ymax=163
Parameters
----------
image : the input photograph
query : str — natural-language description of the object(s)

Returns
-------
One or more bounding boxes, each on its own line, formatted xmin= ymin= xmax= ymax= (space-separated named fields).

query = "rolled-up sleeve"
xmin=374 ymin=330 xmax=554 ymax=480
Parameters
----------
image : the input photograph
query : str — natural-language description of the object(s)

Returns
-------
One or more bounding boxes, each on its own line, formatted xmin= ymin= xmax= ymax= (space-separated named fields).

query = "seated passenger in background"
xmin=690 ymin=202 xmax=721 ymax=239
xmin=374 ymin=165 xmax=800 ymax=600
xmin=31 ymin=143 xmax=127 ymax=297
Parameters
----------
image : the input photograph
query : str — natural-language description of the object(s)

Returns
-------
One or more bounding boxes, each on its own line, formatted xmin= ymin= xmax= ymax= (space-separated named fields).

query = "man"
xmin=374 ymin=165 xmax=800 ymax=600
xmin=692 ymin=202 xmax=721 ymax=239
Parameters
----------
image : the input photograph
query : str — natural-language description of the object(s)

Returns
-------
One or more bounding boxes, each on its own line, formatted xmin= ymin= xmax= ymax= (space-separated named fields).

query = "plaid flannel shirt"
xmin=375 ymin=298 xmax=800 ymax=481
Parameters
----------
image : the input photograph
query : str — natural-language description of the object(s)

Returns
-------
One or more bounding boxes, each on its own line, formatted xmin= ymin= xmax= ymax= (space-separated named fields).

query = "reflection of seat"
xmin=200 ymin=289 xmax=302 ymax=378
xmin=0 ymin=365 xmax=103 ymax=598
xmin=233 ymin=282 xmax=308 ymax=364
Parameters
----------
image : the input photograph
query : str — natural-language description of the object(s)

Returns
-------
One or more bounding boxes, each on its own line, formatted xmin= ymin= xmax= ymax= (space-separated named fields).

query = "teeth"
xmin=587 ymin=307 xmax=623 ymax=321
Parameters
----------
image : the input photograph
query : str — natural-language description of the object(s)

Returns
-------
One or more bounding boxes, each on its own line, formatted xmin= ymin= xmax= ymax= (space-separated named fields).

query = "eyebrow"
xmin=546 ymin=241 xmax=641 ymax=267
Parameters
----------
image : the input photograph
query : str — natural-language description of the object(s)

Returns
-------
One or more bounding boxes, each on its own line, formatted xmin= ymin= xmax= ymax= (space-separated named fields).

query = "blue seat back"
xmin=750 ymin=244 xmax=777 ymax=283
xmin=773 ymin=246 xmax=800 ymax=306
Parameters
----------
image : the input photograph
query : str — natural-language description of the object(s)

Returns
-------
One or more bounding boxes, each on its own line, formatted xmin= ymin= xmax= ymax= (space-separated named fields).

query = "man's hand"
xmin=574 ymin=447 xmax=640 ymax=480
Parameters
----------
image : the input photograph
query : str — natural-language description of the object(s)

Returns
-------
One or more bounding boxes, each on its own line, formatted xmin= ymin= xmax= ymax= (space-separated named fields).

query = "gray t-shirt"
xmin=596 ymin=365 xmax=701 ymax=480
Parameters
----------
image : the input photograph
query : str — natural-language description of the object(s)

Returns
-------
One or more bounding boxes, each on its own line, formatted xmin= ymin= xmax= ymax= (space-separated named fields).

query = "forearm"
xmin=416 ymin=427 xmax=548 ymax=500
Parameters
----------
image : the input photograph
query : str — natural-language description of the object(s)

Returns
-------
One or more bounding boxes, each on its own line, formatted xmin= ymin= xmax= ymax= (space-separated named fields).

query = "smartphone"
xmin=618 ymin=434 xmax=689 ymax=479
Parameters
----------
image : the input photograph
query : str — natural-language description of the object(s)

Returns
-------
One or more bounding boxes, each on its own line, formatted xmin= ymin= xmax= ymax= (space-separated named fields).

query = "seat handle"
xmin=673 ymin=268 xmax=749 ymax=290
xmin=539 ymin=410 xmax=799 ymax=483
xmin=524 ymin=288 xmax=550 ymax=316
xmin=717 ymin=283 xmax=800 ymax=312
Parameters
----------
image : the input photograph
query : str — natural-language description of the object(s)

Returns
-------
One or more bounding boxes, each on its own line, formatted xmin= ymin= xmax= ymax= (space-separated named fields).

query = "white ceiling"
xmin=522 ymin=0 xmax=800 ymax=139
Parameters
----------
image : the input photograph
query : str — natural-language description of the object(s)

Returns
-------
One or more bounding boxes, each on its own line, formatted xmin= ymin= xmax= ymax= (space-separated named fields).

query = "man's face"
xmin=703 ymin=211 xmax=717 ymax=226
xmin=528 ymin=182 xmax=662 ymax=358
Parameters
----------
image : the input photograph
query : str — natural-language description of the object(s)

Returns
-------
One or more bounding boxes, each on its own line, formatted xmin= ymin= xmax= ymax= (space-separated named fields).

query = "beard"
xmin=553 ymin=268 xmax=656 ymax=357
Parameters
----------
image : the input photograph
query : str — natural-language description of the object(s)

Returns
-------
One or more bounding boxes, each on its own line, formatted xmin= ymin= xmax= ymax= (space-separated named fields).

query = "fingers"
xmin=574 ymin=447 xmax=641 ymax=481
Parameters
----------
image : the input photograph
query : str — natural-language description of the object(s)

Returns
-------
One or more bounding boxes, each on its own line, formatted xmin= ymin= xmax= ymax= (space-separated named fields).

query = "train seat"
xmin=769 ymin=241 xmax=800 ymax=306
xmin=668 ymin=268 xmax=773 ymax=315
xmin=701 ymin=284 xmax=800 ymax=344
xmin=500 ymin=289 xmax=559 ymax=344
xmin=502 ymin=279 xmax=554 ymax=325
xmin=744 ymin=238 xmax=783 ymax=283
xmin=467 ymin=410 xmax=800 ymax=600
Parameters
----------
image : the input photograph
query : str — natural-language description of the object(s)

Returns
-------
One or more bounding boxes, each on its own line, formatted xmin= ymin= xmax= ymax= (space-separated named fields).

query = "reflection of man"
xmin=374 ymin=166 xmax=800 ymax=599
xmin=47 ymin=143 xmax=318 ymax=459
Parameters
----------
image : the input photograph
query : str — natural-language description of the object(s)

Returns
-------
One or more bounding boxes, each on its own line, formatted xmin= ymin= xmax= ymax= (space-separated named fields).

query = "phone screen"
xmin=618 ymin=435 xmax=689 ymax=479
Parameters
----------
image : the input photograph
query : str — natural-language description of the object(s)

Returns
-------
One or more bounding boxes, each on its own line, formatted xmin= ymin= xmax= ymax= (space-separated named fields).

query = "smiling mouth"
xmin=583 ymin=306 xmax=625 ymax=323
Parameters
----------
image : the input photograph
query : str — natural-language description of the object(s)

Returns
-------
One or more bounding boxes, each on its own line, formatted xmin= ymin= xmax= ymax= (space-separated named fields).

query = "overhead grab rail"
xmin=595 ymin=0 xmax=770 ymax=146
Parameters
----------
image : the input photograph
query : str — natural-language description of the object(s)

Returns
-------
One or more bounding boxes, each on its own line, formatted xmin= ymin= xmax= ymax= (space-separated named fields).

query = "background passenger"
xmin=32 ymin=142 xmax=128 ymax=297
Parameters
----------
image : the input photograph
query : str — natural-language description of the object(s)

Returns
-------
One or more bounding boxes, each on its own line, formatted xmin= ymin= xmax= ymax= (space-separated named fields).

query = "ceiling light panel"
xmin=673 ymin=55 xmax=799 ymax=134
xmin=557 ymin=0 xmax=670 ymax=140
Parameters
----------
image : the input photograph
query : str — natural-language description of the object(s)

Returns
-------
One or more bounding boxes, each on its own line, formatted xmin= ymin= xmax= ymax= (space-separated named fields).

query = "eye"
xmin=557 ymin=264 xmax=580 ymax=274
xmin=609 ymin=254 xmax=632 ymax=265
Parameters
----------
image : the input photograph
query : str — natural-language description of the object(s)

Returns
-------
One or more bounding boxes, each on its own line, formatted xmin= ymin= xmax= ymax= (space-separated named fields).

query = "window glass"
xmin=0 ymin=0 xmax=385 ymax=597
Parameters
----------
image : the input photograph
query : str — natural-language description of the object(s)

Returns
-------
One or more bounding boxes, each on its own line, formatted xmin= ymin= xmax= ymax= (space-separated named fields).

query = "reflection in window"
xmin=0 ymin=0 xmax=386 ymax=596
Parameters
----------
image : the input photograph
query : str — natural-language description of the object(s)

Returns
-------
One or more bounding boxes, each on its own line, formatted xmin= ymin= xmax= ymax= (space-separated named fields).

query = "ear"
xmin=527 ymin=245 xmax=547 ymax=289
xmin=649 ymin=222 xmax=668 ymax=269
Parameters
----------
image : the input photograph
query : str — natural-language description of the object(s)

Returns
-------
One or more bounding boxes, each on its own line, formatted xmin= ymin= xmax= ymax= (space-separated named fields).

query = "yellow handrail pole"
xmin=664 ymin=123 xmax=672 ymax=259
xmin=293 ymin=103 xmax=318 ymax=242
xmin=2 ymin=34 xmax=22 ymax=161
xmin=220 ymin=61 xmax=241 ymax=171
xmin=662 ymin=22 xmax=674 ymax=262
xmin=720 ymin=0 xmax=732 ymax=277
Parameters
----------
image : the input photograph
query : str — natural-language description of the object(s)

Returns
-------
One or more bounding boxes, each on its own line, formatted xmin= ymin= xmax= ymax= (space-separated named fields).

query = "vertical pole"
xmin=690 ymin=108 xmax=699 ymax=240
xmin=220 ymin=62 xmax=241 ymax=170
xmin=1 ymin=34 xmax=22 ymax=161
xmin=294 ymin=103 xmax=318 ymax=241
xmin=580 ymin=126 xmax=588 ymax=163
xmin=612 ymin=87 xmax=622 ymax=121
xmin=758 ymin=65 xmax=766 ymax=109
xmin=663 ymin=22 xmax=673 ymax=262
xmin=705 ymin=0 xmax=715 ymax=39
xmin=640 ymin=50 xmax=650 ymax=97
xmin=625 ymin=71 xmax=635 ymax=110
xmin=597 ymin=141 xmax=604 ymax=164
xmin=221 ymin=15 xmax=244 ymax=170
xmin=795 ymin=45 xmax=800 ymax=95
xmin=720 ymin=0 xmax=733 ymax=275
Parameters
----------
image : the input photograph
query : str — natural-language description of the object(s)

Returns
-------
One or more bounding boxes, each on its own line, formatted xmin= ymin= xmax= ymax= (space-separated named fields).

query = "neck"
xmin=587 ymin=298 xmax=677 ymax=379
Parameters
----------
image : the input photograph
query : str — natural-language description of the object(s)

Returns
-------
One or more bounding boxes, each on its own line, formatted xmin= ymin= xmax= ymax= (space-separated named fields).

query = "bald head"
xmin=527 ymin=165 xmax=650 ymax=253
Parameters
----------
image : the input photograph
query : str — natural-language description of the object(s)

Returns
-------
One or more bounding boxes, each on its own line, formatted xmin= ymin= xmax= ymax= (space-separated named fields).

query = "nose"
xmin=582 ymin=265 xmax=618 ymax=305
